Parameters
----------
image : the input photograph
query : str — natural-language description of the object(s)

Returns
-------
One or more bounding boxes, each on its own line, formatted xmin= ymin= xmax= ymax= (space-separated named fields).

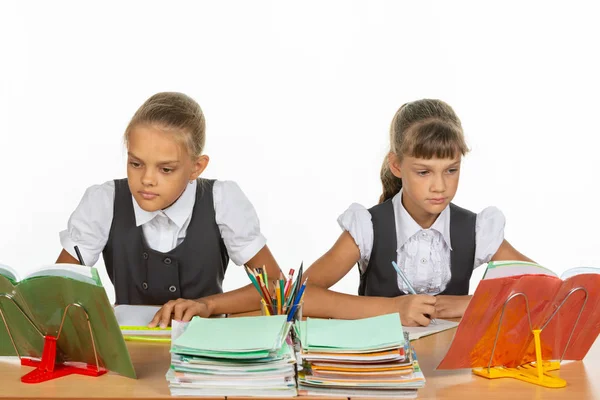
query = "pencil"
xmin=279 ymin=280 xmax=285 ymax=311
xmin=284 ymin=268 xmax=295 ymax=297
xmin=276 ymin=286 xmax=282 ymax=315
xmin=287 ymin=263 xmax=303 ymax=308
xmin=261 ymin=299 xmax=271 ymax=316
xmin=262 ymin=266 xmax=268 ymax=292
xmin=256 ymin=275 xmax=273 ymax=306
xmin=244 ymin=266 xmax=263 ymax=296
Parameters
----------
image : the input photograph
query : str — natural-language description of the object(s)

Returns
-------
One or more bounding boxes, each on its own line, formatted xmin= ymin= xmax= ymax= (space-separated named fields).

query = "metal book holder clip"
xmin=472 ymin=287 xmax=588 ymax=388
xmin=0 ymin=293 xmax=107 ymax=383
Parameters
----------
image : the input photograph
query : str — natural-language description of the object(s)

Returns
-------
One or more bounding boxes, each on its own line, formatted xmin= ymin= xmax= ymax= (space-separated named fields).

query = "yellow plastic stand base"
xmin=473 ymin=360 xmax=564 ymax=388
xmin=472 ymin=329 xmax=566 ymax=388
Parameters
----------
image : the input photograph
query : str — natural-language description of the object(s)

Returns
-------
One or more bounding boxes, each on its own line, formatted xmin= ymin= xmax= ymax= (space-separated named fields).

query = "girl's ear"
xmin=189 ymin=155 xmax=209 ymax=180
xmin=388 ymin=152 xmax=402 ymax=179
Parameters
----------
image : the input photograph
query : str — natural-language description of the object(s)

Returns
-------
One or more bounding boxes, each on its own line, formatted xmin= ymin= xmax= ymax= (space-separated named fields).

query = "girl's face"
xmin=389 ymin=154 xmax=461 ymax=226
xmin=126 ymin=124 xmax=208 ymax=212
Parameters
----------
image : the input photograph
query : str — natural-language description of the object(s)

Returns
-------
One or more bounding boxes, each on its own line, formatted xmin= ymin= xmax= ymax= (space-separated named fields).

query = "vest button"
xmin=142 ymin=252 xmax=149 ymax=260
xmin=169 ymin=285 xmax=177 ymax=293
xmin=164 ymin=257 xmax=172 ymax=265
xmin=142 ymin=282 xmax=148 ymax=290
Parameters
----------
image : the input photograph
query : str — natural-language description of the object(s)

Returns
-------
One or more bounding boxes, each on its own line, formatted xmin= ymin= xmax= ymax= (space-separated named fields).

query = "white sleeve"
xmin=59 ymin=181 xmax=115 ymax=266
xmin=337 ymin=203 xmax=374 ymax=264
xmin=213 ymin=180 xmax=267 ymax=266
xmin=474 ymin=206 xmax=506 ymax=268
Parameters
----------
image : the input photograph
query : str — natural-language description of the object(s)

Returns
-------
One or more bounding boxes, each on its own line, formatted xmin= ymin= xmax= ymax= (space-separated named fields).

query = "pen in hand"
xmin=391 ymin=261 xmax=436 ymax=325
xmin=74 ymin=245 xmax=86 ymax=266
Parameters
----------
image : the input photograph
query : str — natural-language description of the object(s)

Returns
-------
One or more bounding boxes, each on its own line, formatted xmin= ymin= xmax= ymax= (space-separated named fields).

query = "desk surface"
xmin=1 ymin=323 xmax=599 ymax=400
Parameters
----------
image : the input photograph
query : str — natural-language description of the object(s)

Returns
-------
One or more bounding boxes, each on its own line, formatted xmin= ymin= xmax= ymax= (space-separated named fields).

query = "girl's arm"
xmin=303 ymin=231 xmax=436 ymax=326
xmin=56 ymin=249 xmax=80 ymax=264
xmin=435 ymin=239 xmax=534 ymax=318
xmin=490 ymin=239 xmax=534 ymax=263
xmin=149 ymin=245 xmax=281 ymax=328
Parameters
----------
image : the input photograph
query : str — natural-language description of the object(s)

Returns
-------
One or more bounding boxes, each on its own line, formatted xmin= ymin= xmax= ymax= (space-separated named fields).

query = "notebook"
xmin=403 ymin=319 xmax=459 ymax=340
xmin=301 ymin=313 xmax=405 ymax=353
xmin=173 ymin=315 xmax=290 ymax=355
xmin=114 ymin=304 xmax=170 ymax=338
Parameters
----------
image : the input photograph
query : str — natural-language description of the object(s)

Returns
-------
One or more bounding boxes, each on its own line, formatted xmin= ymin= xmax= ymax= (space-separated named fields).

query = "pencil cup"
xmin=260 ymin=300 xmax=303 ymax=321
xmin=288 ymin=301 xmax=304 ymax=348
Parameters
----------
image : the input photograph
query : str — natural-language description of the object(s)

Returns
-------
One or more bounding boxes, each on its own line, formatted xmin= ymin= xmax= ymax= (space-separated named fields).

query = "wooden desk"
xmin=1 ymin=326 xmax=598 ymax=399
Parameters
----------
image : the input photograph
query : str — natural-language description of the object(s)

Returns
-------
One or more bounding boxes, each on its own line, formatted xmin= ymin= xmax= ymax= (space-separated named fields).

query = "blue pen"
xmin=287 ymin=278 xmax=307 ymax=322
xmin=391 ymin=261 xmax=436 ymax=324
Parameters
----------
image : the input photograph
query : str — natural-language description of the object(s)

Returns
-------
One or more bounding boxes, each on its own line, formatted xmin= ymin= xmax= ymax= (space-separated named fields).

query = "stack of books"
xmin=166 ymin=315 xmax=297 ymax=397
xmin=295 ymin=313 xmax=425 ymax=398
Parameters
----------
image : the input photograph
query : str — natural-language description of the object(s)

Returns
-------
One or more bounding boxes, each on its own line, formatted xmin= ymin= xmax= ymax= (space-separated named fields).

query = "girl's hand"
xmin=434 ymin=295 xmax=472 ymax=318
xmin=394 ymin=294 xmax=437 ymax=326
xmin=148 ymin=298 xmax=213 ymax=328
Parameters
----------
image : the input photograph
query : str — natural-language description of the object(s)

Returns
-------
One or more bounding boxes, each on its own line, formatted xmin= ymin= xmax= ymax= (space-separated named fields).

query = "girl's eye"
xmin=447 ymin=168 xmax=458 ymax=174
xmin=417 ymin=170 xmax=430 ymax=176
xmin=129 ymin=161 xmax=142 ymax=168
xmin=161 ymin=168 xmax=173 ymax=174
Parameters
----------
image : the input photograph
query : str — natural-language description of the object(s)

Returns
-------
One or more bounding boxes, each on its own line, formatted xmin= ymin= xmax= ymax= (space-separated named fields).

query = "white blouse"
xmin=338 ymin=190 xmax=505 ymax=295
xmin=59 ymin=180 xmax=267 ymax=267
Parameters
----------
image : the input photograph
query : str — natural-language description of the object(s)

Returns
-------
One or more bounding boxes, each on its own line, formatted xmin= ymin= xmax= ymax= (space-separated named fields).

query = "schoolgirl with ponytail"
xmin=303 ymin=99 xmax=532 ymax=326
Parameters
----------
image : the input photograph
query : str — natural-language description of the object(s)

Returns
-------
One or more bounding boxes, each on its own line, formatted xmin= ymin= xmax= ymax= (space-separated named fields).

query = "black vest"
xmin=358 ymin=200 xmax=476 ymax=297
xmin=102 ymin=178 xmax=229 ymax=305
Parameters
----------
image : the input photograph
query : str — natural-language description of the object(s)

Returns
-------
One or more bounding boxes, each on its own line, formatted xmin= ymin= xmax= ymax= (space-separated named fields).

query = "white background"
xmin=1 ymin=1 xmax=599 ymax=304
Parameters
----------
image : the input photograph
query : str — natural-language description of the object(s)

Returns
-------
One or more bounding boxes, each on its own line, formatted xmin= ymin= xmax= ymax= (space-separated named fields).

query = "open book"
xmin=438 ymin=261 xmax=600 ymax=369
xmin=0 ymin=263 xmax=100 ymax=286
xmin=0 ymin=263 xmax=136 ymax=378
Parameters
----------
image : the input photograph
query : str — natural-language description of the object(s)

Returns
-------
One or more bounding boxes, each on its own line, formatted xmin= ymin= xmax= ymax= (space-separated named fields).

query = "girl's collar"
xmin=392 ymin=190 xmax=452 ymax=250
xmin=132 ymin=180 xmax=197 ymax=228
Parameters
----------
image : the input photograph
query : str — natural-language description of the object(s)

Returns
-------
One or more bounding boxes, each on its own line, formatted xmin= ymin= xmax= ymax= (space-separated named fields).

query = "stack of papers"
xmin=167 ymin=315 xmax=297 ymax=397
xmin=296 ymin=313 xmax=425 ymax=398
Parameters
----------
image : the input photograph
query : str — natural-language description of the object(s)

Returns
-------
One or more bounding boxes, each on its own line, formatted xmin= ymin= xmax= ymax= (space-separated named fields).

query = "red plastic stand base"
xmin=20 ymin=335 xmax=107 ymax=384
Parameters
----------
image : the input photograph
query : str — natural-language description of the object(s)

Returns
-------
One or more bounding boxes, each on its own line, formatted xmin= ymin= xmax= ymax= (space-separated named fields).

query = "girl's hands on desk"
xmin=148 ymin=298 xmax=214 ymax=328
xmin=395 ymin=294 xmax=437 ymax=327
xmin=434 ymin=295 xmax=472 ymax=318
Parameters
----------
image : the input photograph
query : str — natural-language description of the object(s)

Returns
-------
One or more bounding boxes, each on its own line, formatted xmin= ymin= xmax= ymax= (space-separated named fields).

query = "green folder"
xmin=0 ymin=264 xmax=136 ymax=378
xmin=172 ymin=315 xmax=290 ymax=357
xmin=298 ymin=313 xmax=405 ymax=352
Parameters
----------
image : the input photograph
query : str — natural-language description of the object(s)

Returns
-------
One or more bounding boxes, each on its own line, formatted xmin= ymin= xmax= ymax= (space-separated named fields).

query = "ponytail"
xmin=379 ymin=154 xmax=402 ymax=203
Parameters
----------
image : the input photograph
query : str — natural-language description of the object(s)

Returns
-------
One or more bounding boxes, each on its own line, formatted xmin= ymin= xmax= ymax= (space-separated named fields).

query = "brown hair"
xmin=124 ymin=92 xmax=206 ymax=158
xmin=380 ymin=99 xmax=469 ymax=203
